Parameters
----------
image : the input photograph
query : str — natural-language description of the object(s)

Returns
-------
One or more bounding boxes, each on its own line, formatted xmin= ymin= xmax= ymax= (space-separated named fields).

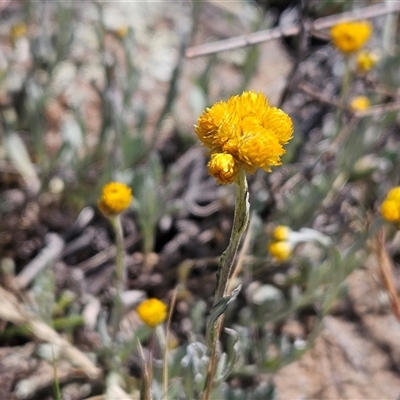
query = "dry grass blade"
xmin=75 ymin=232 xmax=138 ymax=272
xmin=13 ymin=233 xmax=64 ymax=290
xmin=105 ymin=371 xmax=133 ymax=400
xmin=138 ymin=340 xmax=152 ymax=400
xmin=163 ymin=287 xmax=178 ymax=400
xmin=0 ymin=287 xmax=102 ymax=378
xmin=373 ymin=228 xmax=400 ymax=322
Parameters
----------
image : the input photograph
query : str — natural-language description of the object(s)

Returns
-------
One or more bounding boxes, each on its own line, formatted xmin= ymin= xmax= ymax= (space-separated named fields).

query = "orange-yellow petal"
xmin=227 ymin=91 xmax=270 ymax=120
xmin=261 ymin=107 xmax=293 ymax=144
xmin=195 ymin=101 xmax=228 ymax=150
xmin=238 ymin=125 xmax=285 ymax=173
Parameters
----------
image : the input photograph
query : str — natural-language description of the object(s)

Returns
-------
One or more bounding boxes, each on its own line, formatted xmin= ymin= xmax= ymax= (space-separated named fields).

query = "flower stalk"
xmin=195 ymin=91 xmax=293 ymax=399
xmin=202 ymin=168 xmax=249 ymax=400
xmin=214 ymin=168 xmax=249 ymax=304
xmin=97 ymin=181 xmax=132 ymax=373
xmin=109 ymin=214 xmax=125 ymax=346
xmin=336 ymin=55 xmax=352 ymax=129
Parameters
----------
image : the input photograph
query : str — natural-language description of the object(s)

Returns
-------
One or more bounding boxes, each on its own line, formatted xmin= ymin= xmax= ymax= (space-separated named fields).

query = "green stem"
xmin=202 ymin=168 xmax=249 ymax=400
xmin=340 ymin=56 xmax=351 ymax=104
xmin=155 ymin=324 xmax=168 ymax=400
xmin=214 ymin=168 xmax=249 ymax=304
xmin=51 ymin=346 xmax=62 ymax=400
xmin=109 ymin=215 xmax=125 ymax=352
xmin=335 ymin=55 xmax=352 ymax=132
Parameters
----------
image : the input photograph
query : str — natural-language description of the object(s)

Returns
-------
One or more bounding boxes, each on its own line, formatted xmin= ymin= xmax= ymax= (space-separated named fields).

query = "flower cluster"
xmin=195 ymin=91 xmax=293 ymax=184
xmin=381 ymin=187 xmax=400 ymax=226
xmin=136 ymin=298 xmax=168 ymax=328
xmin=268 ymin=225 xmax=293 ymax=261
xmin=98 ymin=182 xmax=132 ymax=216
xmin=330 ymin=21 xmax=372 ymax=55
xmin=268 ymin=225 xmax=331 ymax=262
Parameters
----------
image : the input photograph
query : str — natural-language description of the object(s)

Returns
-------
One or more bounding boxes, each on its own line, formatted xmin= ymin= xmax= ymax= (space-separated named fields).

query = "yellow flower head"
xmin=386 ymin=186 xmax=400 ymax=202
xmin=98 ymin=182 xmax=132 ymax=216
xmin=136 ymin=298 xmax=167 ymax=328
xmin=350 ymin=96 xmax=370 ymax=111
xmin=195 ymin=91 xmax=293 ymax=178
xmin=10 ymin=23 xmax=27 ymax=41
xmin=381 ymin=186 xmax=400 ymax=225
xmin=272 ymin=225 xmax=291 ymax=241
xmin=330 ymin=21 xmax=372 ymax=54
xmin=381 ymin=200 xmax=400 ymax=223
xmin=356 ymin=51 xmax=378 ymax=72
xmin=208 ymin=153 xmax=239 ymax=185
xmin=115 ymin=26 xmax=129 ymax=39
xmin=268 ymin=241 xmax=292 ymax=262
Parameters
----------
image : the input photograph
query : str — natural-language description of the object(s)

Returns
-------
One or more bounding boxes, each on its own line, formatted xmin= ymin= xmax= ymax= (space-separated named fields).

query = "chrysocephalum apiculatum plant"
xmin=195 ymin=91 xmax=293 ymax=399
xmin=98 ymin=182 xmax=133 ymax=367
xmin=329 ymin=20 xmax=373 ymax=115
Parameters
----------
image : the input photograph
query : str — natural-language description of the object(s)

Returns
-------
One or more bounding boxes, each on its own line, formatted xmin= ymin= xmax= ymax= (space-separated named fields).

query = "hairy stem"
xmin=202 ymin=168 xmax=249 ymax=400
xmin=109 ymin=215 xmax=125 ymax=354
xmin=214 ymin=168 xmax=249 ymax=304
xmin=335 ymin=55 xmax=352 ymax=131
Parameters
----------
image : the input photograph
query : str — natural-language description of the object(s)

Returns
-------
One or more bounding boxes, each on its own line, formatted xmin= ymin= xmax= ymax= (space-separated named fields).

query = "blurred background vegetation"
xmin=1 ymin=0 xmax=400 ymax=399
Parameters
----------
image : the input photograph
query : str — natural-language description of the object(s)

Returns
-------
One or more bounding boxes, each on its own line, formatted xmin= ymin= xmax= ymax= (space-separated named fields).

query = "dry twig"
xmin=354 ymin=100 xmax=400 ymax=118
xmin=186 ymin=3 xmax=400 ymax=58
xmin=13 ymin=233 xmax=64 ymax=290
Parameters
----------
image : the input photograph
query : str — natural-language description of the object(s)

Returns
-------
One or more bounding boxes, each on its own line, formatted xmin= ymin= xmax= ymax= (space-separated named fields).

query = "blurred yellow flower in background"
xmin=136 ymin=298 xmax=168 ymax=328
xmin=268 ymin=225 xmax=331 ymax=262
xmin=272 ymin=225 xmax=291 ymax=241
xmin=98 ymin=182 xmax=132 ymax=216
xmin=381 ymin=187 xmax=400 ymax=225
xmin=115 ymin=26 xmax=129 ymax=39
xmin=195 ymin=91 xmax=293 ymax=180
xmin=356 ymin=50 xmax=378 ymax=72
xmin=350 ymin=96 xmax=370 ymax=111
xmin=10 ymin=23 xmax=27 ymax=41
xmin=268 ymin=241 xmax=292 ymax=262
xmin=330 ymin=21 xmax=372 ymax=54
